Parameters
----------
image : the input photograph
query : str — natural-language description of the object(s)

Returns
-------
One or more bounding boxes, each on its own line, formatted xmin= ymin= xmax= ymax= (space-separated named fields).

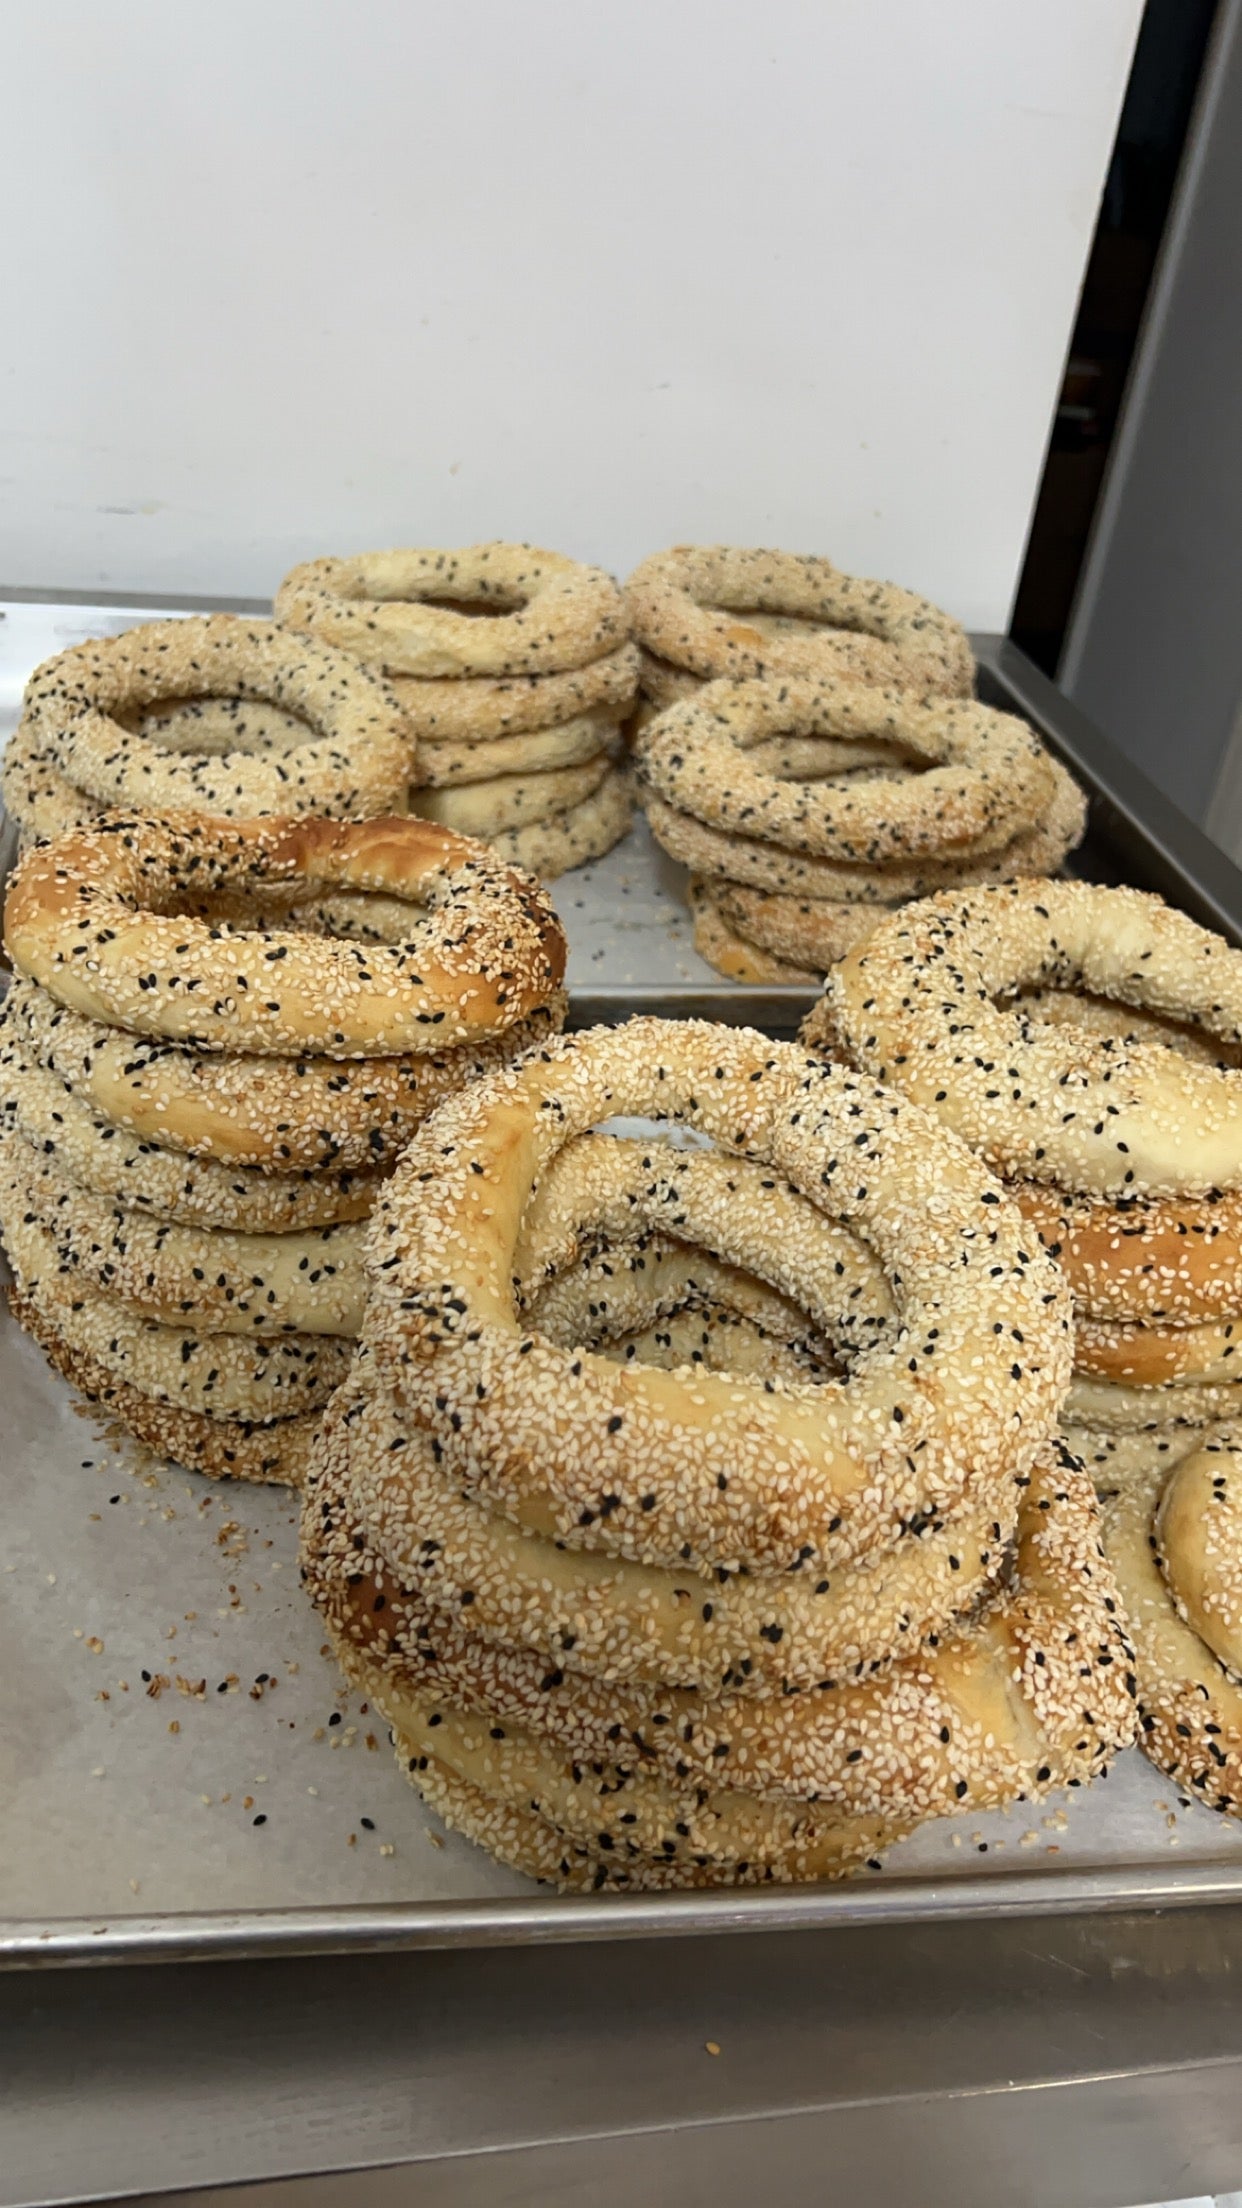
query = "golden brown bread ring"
xmin=5 ymin=1205 xmax=352 ymax=1419
xmin=363 ymin=1017 xmax=1072 ymax=1576
xmin=688 ymin=880 xmax=819 ymax=983
xmin=385 ymin=643 xmax=640 ymax=742
xmin=1 ymin=1132 xmax=365 ymax=1337
xmin=1012 ymin=1180 xmax=1242 ymax=1325
xmin=303 ymin=1439 xmax=1133 ymax=1824
xmin=1098 ymin=1437 xmax=1242 ymax=1812
xmin=8 ymin=1288 xmax=315 ymax=1485
xmin=412 ymin=753 xmax=612 ymax=837
xmin=4 ymin=974 xmax=566 ymax=1172
xmin=644 ymin=762 xmax=1086 ymax=902
xmin=275 ymin=545 xmax=627 ymax=679
xmin=325 ymin=1360 xmax=1015 ymax=1696
xmin=20 ymin=614 xmax=416 ymax=819
xmin=624 ymin=547 xmax=974 ymax=696
xmin=386 ymin=1728 xmax=904 ymax=1891
xmin=635 ymin=678 xmax=1053 ymax=864
xmin=5 ymin=813 xmax=567 ymax=1057
xmin=1074 ymin=1311 xmax=1242 ymax=1388
xmin=814 ymin=879 xmax=1242 ymax=1199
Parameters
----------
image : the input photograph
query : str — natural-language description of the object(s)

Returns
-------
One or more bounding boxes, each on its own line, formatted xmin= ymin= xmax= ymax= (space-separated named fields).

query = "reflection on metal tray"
xmin=2 ymin=594 xmax=1242 ymax=1975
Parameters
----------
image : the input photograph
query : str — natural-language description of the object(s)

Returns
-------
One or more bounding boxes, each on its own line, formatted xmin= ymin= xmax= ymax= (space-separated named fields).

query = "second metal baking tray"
xmin=2 ymin=598 xmax=1242 ymax=1970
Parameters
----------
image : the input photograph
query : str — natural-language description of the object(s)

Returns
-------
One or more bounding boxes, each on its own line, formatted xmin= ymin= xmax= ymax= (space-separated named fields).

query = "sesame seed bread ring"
xmin=0 ymin=1133 xmax=365 ymax=1337
xmin=1074 ymin=1312 xmax=1242 ymax=1389
xmin=523 ymin=1237 xmax=837 ymax=1373
xmin=8 ymin=1289 xmax=316 ymax=1484
xmin=4 ymin=975 xmax=566 ymax=1172
xmin=817 ymin=880 xmax=1242 ymax=1199
xmin=688 ymin=881 xmax=819 ymax=984
xmin=419 ymin=706 xmax=627 ymax=787
xmin=306 ymin=1439 xmax=1131 ymax=1823
xmin=275 ymin=546 xmax=627 ymax=679
xmin=125 ymin=694 xmax=316 ymax=756
xmin=0 ymin=1025 xmax=385 ymax=1231
xmin=386 ymin=643 xmax=641 ymax=742
xmin=390 ymin=1734 xmax=903 ymax=1891
xmin=1098 ymin=1444 xmax=1242 ymax=1812
xmin=1012 ymin=1181 xmax=1242 ymax=1325
xmin=636 ymin=679 xmax=1052 ymax=863
xmin=489 ymin=769 xmax=633 ymax=879
xmin=1066 ymin=1374 xmax=1242 ymax=1431
xmin=1 ymin=725 xmax=100 ymax=845
xmin=412 ymin=753 xmax=612 ymax=838
xmin=1010 ymin=988 xmax=1241 ymax=1066
xmin=330 ymin=1354 xmax=1013 ymax=1694
xmin=643 ymin=757 xmax=1086 ymax=902
xmin=626 ymin=548 xmax=974 ymax=696
xmin=603 ymin=1299 xmax=832 ymax=1385
xmin=706 ymin=881 xmax=879 ymax=973
xmin=23 ymin=616 xmax=416 ymax=819
xmin=6 ymin=814 xmax=568 ymax=1056
xmin=4 ymin=1206 xmax=351 ymax=1418
xmin=364 ymin=1018 xmax=1072 ymax=1576
xmin=1064 ymin=1420 xmax=1210 ymax=1487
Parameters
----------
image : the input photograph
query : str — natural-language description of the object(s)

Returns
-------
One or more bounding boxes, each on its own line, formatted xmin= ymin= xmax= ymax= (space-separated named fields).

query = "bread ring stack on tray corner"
xmin=623 ymin=545 xmax=1085 ymax=979
xmin=1 ymin=613 xmax=419 ymax=849
xmin=274 ymin=544 xmax=639 ymax=878
xmin=0 ymin=812 xmax=567 ymax=1486
xmin=803 ymin=872 xmax=1242 ymax=1814
xmin=299 ymin=1012 xmax=1136 ymax=1892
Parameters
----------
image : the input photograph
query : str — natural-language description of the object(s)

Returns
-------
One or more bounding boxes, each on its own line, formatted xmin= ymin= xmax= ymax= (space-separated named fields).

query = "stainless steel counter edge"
xmin=7 ymin=1857 xmax=1242 ymax=1971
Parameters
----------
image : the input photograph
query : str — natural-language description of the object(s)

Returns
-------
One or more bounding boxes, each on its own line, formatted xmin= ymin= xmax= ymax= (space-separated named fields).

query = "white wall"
xmin=1 ymin=0 xmax=1140 ymax=627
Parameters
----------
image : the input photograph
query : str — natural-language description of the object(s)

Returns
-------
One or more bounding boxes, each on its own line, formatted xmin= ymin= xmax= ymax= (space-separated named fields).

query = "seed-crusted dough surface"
xmin=689 ymin=881 xmax=819 ymax=983
xmin=412 ymin=753 xmax=612 ymax=838
xmin=625 ymin=547 xmax=974 ymax=697
xmin=419 ymin=707 xmax=626 ymax=787
xmin=1012 ymin=1179 xmax=1242 ymax=1324
xmin=636 ymin=679 xmax=1052 ymax=863
xmin=18 ymin=615 xmax=417 ymax=818
xmin=812 ymin=879 xmax=1242 ymax=1198
xmin=275 ymin=545 xmax=627 ymax=679
xmin=6 ymin=814 xmax=567 ymax=1057
xmin=362 ymin=1017 xmax=1072 ymax=1575
xmin=385 ymin=643 xmax=640 ymax=741
xmin=488 ymin=770 xmax=633 ymax=879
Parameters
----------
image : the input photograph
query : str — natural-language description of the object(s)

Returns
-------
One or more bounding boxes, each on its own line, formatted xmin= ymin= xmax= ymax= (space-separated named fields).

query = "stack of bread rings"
xmin=803 ymin=875 xmax=1242 ymax=1812
xmin=300 ymin=1014 xmax=1135 ymax=1891
xmin=275 ymin=544 xmax=639 ymax=877
xmin=0 ymin=813 xmax=567 ymax=1486
xmin=1 ymin=614 xmax=418 ymax=848
xmin=624 ymin=547 xmax=1085 ymax=979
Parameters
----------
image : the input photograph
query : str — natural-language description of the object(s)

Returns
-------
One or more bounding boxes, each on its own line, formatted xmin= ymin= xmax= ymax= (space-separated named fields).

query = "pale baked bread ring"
xmin=1098 ymin=1438 xmax=1242 ymax=1812
xmin=644 ymin=762 xmax=1086 ymax=901
xmin=419 ymin=707 xmax=626 ymax=787
xmin=0 ymin=1022 xmax=385 ymax=1230
xmin=303 ymin=1438 xmax=1132 ymax=1825
xmin=625 ymin=547 xmax=974 ymax=696
xmin=3 ymin=975 xmax=566 ymax=1172
xmin=1066 ymin=1374 xmax=1242 ymax=1430
xmin=703 ymin=881 xmax=880 ymax=973
xmin=1 ymin=1132 xmax=365 ymax=1337
xmin=412 ymin=752 xmax=612 ymax=837
xmin=8 ymin=1289 xmax=317 ymax=1485
xmin=689 ymin=881 xmax=819 ymax=983
xmin=487 ymin=769 xmax=633 ymax=879
xmin=1 ymin=724 xmax=100 ymax=845
xmin=5 ymin=814 xmax=567 ymax=1057
xmin=20 ymin=615 xmax=416 ymax=819
xmin=363 ymin=1018 xmax=1072 ymax=1576
xmin=275 ymin=545 xmax=627 ymax=678
xmin=636 ymin=679 xmax=1053 ymax=863
xmin=5 ymin=1205 xmax=352 ymax=1419
xmin=814 ymin=879 xmax=1242 ymax=1198
xmin=386 ymin=643 xmax=640 ymax=741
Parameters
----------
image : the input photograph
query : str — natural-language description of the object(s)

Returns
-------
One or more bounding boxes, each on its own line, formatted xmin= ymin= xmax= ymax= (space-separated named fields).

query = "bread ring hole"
xmin=115 ymin=695 xmax=322 ymax=760
xmin=1000 ymin=985 xmax=1242 ymax=1069
xmin=334 ymin=578 xmax=530 ymax=616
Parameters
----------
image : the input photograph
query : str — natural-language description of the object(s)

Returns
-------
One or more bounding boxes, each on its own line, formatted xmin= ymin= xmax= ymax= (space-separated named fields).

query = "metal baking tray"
xmin=3 ymin=592 xmax=1242 ymax=1973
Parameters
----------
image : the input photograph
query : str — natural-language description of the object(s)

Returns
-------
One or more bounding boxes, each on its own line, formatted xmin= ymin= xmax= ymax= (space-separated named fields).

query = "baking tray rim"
xmin=4 ymin=606 xmax=1242 ymax=1968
